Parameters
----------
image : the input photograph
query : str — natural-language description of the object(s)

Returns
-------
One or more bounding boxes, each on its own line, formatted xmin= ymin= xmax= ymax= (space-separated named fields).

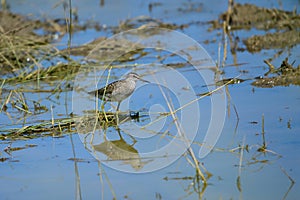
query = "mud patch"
xmin=244 ymin=30 xmax=300 ymax=52
xmin=211 ymin=3 xmax=300 ymax=52
xmin=217 ymin=3 xmax=300 ymax=31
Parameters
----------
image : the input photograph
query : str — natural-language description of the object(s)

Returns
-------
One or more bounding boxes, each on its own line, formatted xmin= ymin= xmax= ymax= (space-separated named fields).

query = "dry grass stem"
xmin=155 ymin=76 xmax=207 ymax=183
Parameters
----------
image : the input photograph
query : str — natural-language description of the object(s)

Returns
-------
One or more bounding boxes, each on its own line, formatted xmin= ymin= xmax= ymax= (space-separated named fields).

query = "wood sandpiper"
xmin=89 ymin=72 xmax=150 ymax=111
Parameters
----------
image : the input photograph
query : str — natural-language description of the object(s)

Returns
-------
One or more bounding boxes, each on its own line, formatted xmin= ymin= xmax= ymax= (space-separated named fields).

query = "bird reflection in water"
xmin=77 ymin=111 xmax=150 ymax=170
xmin=92 ymin=130 xmax=146 ymax=170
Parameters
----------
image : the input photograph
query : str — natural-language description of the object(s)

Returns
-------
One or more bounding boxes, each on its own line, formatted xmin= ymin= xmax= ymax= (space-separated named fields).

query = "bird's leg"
xmin=116 ymin=101 xmax=121 ymax=125
xmin=116 ymin=101 xmax=121 ymax=112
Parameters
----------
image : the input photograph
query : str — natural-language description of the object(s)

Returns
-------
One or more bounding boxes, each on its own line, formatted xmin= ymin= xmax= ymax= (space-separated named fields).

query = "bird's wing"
xmin=97 ymin=83 xmax=115 ymax=97
xmin=88 ymin=80 xmax=119 ymax=99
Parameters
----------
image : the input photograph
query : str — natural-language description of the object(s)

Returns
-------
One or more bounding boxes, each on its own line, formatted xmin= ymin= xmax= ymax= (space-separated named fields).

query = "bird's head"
xmin=126 ymin=72 xmax=150 ymax=83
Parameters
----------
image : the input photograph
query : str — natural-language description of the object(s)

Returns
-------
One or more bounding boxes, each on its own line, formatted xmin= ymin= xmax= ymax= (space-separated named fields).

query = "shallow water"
xmin=1 ymin=0 xmax=300 ymax=199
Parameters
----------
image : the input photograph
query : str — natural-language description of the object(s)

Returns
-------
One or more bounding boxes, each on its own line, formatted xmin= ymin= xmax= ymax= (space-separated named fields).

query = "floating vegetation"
xmin=85 ymin=37 xmax=146 ymax=63
xmin=76 ymin=111 xmax=141 ymax=134
xmin=0 ymin=111 xmax=142 ymax=140
xmin=4 ymin=144 xmax=37 ymax=155
xmin=62 ymin=36 xmax=147 ymax=63
xmin=0 ymin=118 xmax=75 ymax=140
xmin=114 ymin=16 xmax=186 ymax=33
xmin=252 ymin=58 xmax=300 ymax=88
xmin=0 ymin=143 xmax=37 ymax=162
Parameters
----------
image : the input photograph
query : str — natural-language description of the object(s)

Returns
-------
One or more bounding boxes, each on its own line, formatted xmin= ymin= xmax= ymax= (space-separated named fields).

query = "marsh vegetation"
xmin=0 ymin=0 xmax=299 ymax=199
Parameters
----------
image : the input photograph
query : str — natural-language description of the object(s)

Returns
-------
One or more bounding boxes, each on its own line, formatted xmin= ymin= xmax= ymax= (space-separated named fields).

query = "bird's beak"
xmin=138 ymin=77 xmax=150 ymax=83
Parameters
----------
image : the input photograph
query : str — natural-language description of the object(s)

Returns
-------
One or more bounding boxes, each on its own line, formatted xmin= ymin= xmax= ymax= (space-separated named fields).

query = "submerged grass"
xmin=0 ymin=111 xmax=135 ymax=141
